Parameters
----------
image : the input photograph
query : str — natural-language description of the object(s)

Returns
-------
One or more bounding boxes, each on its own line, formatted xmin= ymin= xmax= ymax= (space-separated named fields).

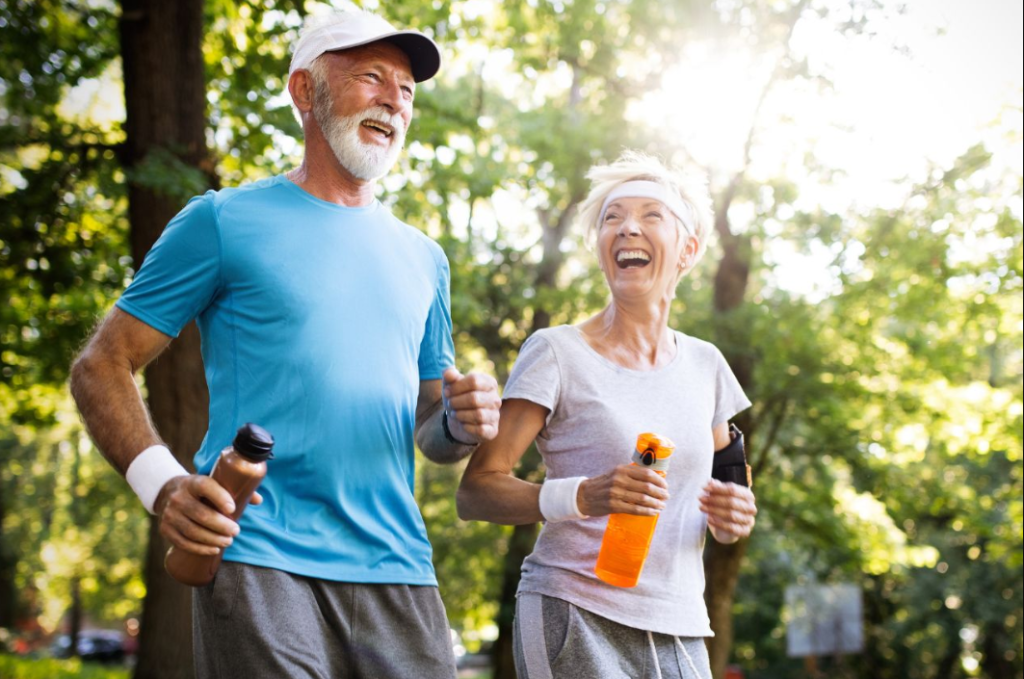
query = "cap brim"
xmin=326 ymin=30 xmax=441 ymax=83
xmin=380 ymin=33 xmax=441 ymax=83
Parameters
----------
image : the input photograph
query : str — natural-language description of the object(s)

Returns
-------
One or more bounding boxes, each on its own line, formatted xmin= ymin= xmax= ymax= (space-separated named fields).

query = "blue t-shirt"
xmin=117 ymin=175 xmax=454 ymax=585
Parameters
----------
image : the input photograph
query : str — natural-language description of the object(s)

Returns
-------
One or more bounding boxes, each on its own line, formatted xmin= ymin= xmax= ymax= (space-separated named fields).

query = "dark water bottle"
xmin=165 ymin=423 xmax=273 ymax=587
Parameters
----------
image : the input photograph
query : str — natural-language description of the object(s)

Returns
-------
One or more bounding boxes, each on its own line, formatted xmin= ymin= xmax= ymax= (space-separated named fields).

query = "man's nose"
xmin=375 ymin=79 xmax=405 ymax=113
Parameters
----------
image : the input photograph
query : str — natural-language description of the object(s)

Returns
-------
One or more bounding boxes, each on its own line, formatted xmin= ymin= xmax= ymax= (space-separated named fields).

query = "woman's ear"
xmin=681 ymin=236 xmax=698 ymax=269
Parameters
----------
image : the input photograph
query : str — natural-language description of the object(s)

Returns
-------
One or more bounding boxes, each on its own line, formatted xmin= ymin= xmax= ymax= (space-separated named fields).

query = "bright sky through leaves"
xmin=635 ymin=0 xmax=1023 ymax=298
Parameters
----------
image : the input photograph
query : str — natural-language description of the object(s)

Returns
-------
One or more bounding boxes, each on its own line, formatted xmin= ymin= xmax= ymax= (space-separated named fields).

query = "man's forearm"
xmin=415 ymin=405 xmax=478 ymax=465
xmin=70 ymin=351 xmax=164 ymax=475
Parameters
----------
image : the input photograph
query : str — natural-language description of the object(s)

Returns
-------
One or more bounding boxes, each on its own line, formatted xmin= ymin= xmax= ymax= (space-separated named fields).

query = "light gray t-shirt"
xmin=506 ymin=325 xmax=751 ymax=637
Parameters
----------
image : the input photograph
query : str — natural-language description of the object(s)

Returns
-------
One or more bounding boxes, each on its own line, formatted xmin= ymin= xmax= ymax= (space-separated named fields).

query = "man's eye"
xmin=365 ymin=73 xmax=381 ymax=81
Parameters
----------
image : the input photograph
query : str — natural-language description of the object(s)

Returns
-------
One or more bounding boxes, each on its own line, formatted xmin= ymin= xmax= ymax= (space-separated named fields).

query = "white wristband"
xmin=125 ymin=445 xmax=189 ymax=514
xmin=539 ymin=476 xmax=589 ymax=523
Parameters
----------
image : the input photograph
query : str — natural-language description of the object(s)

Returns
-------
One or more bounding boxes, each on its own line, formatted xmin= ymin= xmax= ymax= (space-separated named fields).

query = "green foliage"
xmin=724 ymin=143 xmax=1023 ymax=678
xmin=1 ymin=1 xmax=127 ymax=425
xmin=127 ymin=148 xmax=210 ymax=205
xmin=416 ymin=454 xmax=507 ymax=634
xmin=0 ymin=654 xmax=130 ymax=679
xmin=1 ymin=411 xmax=148 ymax=631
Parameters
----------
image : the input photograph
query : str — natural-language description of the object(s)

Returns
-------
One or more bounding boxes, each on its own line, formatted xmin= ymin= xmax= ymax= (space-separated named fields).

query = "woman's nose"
xmin=617 ymin=217 xmax=641 ymax=237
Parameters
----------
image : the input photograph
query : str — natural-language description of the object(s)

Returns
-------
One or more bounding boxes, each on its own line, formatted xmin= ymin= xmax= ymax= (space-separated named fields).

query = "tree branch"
xmin=716 ymin=0 xmax=810 ymax=241
xmin=751 ymin=395 xmax=789 ymax=479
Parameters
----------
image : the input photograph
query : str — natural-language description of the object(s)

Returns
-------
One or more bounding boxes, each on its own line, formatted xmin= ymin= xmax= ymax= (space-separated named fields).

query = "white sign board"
xmin=785 ymin=583 xmax=864 ymax=657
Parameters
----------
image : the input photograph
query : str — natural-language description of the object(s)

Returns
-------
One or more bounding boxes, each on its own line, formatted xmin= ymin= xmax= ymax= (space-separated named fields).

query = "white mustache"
xmin=359 ymin=106 xmax=407 ymax=137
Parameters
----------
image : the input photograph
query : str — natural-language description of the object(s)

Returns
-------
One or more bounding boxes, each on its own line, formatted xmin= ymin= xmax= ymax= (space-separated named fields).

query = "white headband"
xmin=598 ymin=180 xmax=695 ymax=235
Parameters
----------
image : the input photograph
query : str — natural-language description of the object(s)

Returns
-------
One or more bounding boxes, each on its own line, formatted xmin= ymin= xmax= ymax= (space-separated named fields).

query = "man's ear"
xmin=288 ymin=69 xmax=316 ymax=113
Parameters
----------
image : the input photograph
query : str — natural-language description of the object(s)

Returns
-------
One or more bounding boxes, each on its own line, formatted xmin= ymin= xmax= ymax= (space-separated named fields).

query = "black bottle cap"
xmin=233 ymin=423 xmax=274 ymax=461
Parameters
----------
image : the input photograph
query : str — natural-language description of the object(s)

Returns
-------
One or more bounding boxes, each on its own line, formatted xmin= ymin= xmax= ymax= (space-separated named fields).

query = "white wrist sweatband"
xmin=539 ymin=476 xmax=589 ymax=522
xmin=125 ymin=445 xmax=189 ymax=514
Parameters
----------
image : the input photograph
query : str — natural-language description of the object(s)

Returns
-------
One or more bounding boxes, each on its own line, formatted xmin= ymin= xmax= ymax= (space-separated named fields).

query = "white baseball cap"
xmin=289 ymin=10 xmax=441 ymax=83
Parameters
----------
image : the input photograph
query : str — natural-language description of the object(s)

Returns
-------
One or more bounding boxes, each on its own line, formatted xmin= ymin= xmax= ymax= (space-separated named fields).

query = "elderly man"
xmin=70 ymin=9 xmax=499 ymax=679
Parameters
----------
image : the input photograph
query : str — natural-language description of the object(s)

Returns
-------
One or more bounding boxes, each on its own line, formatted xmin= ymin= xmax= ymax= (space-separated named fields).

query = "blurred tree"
xmin=718 ymin=137 xmax=1023 ymax=678
xmin=1 ymin=0 xmax=133 ymax=645
xmin=116 ymin=1 xmax=213 ymax=677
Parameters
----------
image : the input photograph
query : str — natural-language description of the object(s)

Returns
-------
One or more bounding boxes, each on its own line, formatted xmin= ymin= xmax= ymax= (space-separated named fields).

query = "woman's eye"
xmin=646 ymin=212 xmax=663 ymax=220
xmin=604 ymin=212 xmax=621 ymax=222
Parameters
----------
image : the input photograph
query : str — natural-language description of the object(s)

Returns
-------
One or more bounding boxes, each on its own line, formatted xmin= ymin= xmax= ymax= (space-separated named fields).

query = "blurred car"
xmin=50 ymin=629 xmax=126 ymax=664
xmin=456 ymin=639 xmax=493 ymax=670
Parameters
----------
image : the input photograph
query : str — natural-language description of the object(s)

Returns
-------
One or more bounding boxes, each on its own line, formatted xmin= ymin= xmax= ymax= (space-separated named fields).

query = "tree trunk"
xmin=981 ymin=624 xmax=1017 ymax=679
xmin=490 ymin=197 xmax=580 ymax=678
xmin=134 ymin=322 xmax=209 ymax=679
xmin=491 ymin=515 xmax=540 ymax=679
xmin=0 ymin=472 xmax=15 ymax=628
xmin=703 ymin=539 xmax=749 ymax=677
xmin=69 ymin=428 xmax=84 ymax=656
xmin=119 ymin=1 xmax=211 ymax=677
xmin=705 ymin=201 xmax=753 ymax=678
xmin=69 ymin=576 xmax=82 ymax=657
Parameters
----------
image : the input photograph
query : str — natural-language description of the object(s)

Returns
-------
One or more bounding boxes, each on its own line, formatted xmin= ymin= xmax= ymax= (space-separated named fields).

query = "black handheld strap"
xmin=442 ymin=410 xmax=477 ymax=447
xmin=711 ymin=424 xmax=751 ymax=487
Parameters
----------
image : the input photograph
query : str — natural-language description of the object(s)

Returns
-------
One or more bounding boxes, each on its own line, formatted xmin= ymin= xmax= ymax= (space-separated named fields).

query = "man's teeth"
xmin=616 ymin=250 xmax=651 ymax=263
xmin=362 ymin=121 xmax=393 ymax=137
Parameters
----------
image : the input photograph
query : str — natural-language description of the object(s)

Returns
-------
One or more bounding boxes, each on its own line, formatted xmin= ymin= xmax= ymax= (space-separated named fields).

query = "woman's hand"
xmin=577 ymin=465 xmax=669 ymax=517
xmin=699 ymin=479 xmax=756 ymax=543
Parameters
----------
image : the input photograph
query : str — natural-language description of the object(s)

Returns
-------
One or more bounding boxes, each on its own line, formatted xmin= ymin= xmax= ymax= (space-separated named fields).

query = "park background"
xmin=0 ymin=0 xmax=1021 ymax=678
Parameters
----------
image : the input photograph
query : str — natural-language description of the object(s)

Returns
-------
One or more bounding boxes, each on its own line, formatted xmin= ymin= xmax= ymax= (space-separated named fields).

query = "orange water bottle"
xmin=595 ymin=433 xmax=675 ymax=588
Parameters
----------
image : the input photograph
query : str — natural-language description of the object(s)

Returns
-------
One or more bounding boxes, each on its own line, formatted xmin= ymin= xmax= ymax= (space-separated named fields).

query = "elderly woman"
xmin=456 ymin=151 xmax=757 ymax=679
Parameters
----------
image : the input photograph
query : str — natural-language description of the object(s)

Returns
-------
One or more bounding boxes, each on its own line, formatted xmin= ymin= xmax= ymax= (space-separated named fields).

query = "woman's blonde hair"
xmin=577 ymin=151 xmax=714 ymax=274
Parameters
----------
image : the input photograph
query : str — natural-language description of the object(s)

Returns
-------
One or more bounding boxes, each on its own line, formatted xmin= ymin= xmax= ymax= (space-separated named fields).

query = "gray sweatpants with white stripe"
xmin=513 ymin=593 xmax=712 ymax=679
xmin=193 ymin=561 xmax=457 ymax=679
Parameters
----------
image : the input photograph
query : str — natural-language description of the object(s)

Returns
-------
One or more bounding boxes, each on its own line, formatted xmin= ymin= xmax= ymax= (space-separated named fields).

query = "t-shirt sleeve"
xmin=115 ymin=194 xmax=221 ymax=337
xmin=503 ymin=333 xmax=560 ymax=424
xmin=713 ymin=348 xmax=752 ymax=427
xmin=417 ymin=248 xmax=455 ymax=380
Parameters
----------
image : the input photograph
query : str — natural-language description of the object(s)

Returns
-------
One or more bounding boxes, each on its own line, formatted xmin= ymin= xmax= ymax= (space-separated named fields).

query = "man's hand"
xmin=154 ymin=475 xmax=262 ymax=556
xmin=442 ymin=367 xmax=501 ymax=444
xmin=699 ymin=478 xmax=756 ymax=543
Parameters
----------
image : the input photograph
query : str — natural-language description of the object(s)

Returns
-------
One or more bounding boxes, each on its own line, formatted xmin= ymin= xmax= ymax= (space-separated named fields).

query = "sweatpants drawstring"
xmin=646 ymin=630 xmax=664 ymax=679
xmin=674 ymin=635 xmax=709 ymax=679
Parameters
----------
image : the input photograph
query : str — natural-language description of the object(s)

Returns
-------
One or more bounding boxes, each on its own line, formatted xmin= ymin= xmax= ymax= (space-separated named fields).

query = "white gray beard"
xmin=315 ymin=102 xmax=406 ymax=181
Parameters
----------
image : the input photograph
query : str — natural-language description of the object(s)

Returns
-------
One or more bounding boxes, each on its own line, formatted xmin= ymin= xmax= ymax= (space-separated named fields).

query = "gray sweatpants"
xmin=513 ymin=593 xmax=712 ymax=679
xmin=193 ymin=561 xmax=457 ymax=679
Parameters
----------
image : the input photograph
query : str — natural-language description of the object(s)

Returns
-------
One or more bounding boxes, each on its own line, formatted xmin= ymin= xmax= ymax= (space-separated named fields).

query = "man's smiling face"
xmin=311 ymin=41 xmax=415 ymax=181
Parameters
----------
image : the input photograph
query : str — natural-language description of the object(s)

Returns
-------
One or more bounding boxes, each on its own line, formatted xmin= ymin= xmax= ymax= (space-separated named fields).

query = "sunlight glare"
xmin=629 ymin=44 xmax=769 ymax=175
xmin=56 ymin=60 xmax=125 ymax=131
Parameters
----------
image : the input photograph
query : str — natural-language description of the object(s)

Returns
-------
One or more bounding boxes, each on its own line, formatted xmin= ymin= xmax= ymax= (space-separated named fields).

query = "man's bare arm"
xmin=71 ymin=308 xmax=244 ymax=555
xmin=70 ymin=308 xmax=174 ymax=474
xmin=415 ymin=367 xmax=500 ymax=464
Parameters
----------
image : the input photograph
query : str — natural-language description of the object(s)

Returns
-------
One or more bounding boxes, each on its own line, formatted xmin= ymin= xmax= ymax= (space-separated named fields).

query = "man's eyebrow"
xmin=365 ymin=60 xmax=415 ymax=87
